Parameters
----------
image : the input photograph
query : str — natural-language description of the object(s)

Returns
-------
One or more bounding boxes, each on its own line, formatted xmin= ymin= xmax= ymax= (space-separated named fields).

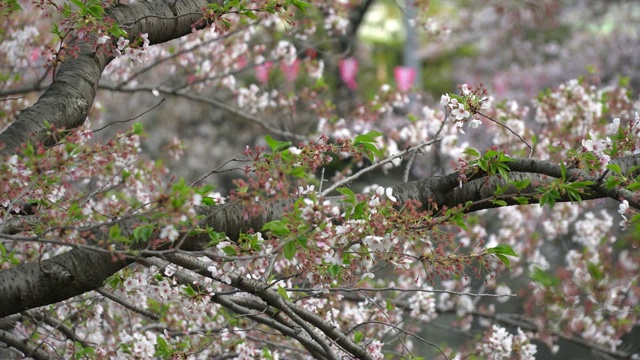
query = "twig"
xmin=92 ymin=98 xmax=165 ymax=133
xmin=191 ymin=156 xmax=246 ymax=187
xmin=347 ymin=320 xmax=447 ymax=360
xmin=433 ymin=106 xmax=448 ymax=141
xmin=402 ymin=149 xmax=419 ymax=183
xmin=597 ymin=169 xmax=610 ymax=185
xmin=321 ymin=138 xmax=439 ymax=196
xmin=22 ymin=309 xmax=91 ymax=349
xmin=98 ymin=83 xmax=308 ymax=141
xmin=96 ymin=287 xmax=160 ymax=320
xmin=286 ymin=286 xmax=517 ymax=298
xmin=477 ymin=111 xmax=533 ymax=158
xmin=468 ymin=310 xmax=633 ymax=359
xmin=3 ymin=177 xmax=39 ymax=224
xmin=116 ymin=25 xmax=253 ymax=89
xmin=278 ymin=301 xmax=339 ymax=360
xmin=0 ymin=329 xmax=51 ymax=360
xmin=319 ymin=167 xmax=326 ymax=193
xmin=233 ymin=277 xmax=375 ymax=360
xmin=118 ymin=12 xmax=204 ymax=28
xmin=0 ymin=96 xmax=24 ymax=101
xmin=79 ymin=161 xmax=136 ymax=207
xmin=142 ymin=256 xmax=331 ymax=358
xmin=358 ymin=291 xmax=417 ymax=359
xmin=399 ymin=109 xmax=448 ymax=183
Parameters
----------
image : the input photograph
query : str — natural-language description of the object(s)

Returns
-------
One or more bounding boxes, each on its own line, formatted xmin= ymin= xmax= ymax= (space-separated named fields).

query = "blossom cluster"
xmin=4 ymin=1 xmax=640 ymax=359
xmin=618 ymin=200 xmax=631 ymax=230
xmin=477 ymin=326 xmax=537 ymax=360
xmin=0 ymin=25 xmax=40 ymax=70
xmin=440 ymin=83 xmax=487 ymax=134
xmin=408 ymin=289 xmax=438 ymax=322
xmin=112 ymin=33 xmax=150 ymax=63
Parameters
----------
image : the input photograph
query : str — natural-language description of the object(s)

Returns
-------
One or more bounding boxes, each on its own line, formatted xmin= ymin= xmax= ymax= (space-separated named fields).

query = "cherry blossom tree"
xmin=0 ymin=0 xmax=639 ymax=359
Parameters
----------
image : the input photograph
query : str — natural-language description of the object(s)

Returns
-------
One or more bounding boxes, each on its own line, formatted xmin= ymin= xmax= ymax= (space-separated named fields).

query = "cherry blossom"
xmin=1 ymin=2 xmax=639 ymax=360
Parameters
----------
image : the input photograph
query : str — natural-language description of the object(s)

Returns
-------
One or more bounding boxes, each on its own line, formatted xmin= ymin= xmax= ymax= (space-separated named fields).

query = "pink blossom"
xmin=366 ymin=340 xmax=384 ymax=360
xmin=280 ymin=59 xmax=300 ymax=83
xmin=117 ymin=37 xmax=129 ymax=51
xmin=339 ymin=57 xmax=358 ymax=90
xmin=255 ymin=61 xmax=273 ymax=84
xmin=394 ymin=66 xmax=416 ymax=92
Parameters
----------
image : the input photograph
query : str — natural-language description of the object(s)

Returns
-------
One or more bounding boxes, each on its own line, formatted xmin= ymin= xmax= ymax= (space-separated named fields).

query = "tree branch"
xmin=0 ymin=0 xmax=220 ymax=155
xmin=0 ymin=329 xmax=51 ymax=360
xmin=141 ymin=257 xmax=331 ymax=359
xmin=2 ymin=154 xmax=639 ymax=317
xmin=231 ymin=276 xmax=374 ymax=360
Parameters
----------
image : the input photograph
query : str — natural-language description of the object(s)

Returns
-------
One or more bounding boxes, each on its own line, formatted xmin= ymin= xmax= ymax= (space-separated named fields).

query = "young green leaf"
xmin=109 ymin=224 xmax=121 ymax=238
xmin=530 ymin=266 xmax=560 ymax=288
xmin=277 ymin=285 xmax=291 ymax=301
xmin=337 ymin=187 xmax=356 ymax=203
xmin=606 ymin=163 xmax=622 ymax=175
xmin=353 ymin=331 xmax=363 ymax=344
xmin=154 ymin=336 xmax=172 ymax=358
xmin=264 ymin=135 xmax=291 ymax=152
xmin=586 ymin=261 xmax=604 ymax=281
xmin=495 ymin=253 xmax=511 ymax=269
xmin=133 ymin=225 xmax=154 ymax=242
xmin=492 ymin=199 xmax=508 ymax=207
xmin=289 ymin=0 xmax=312 ymax=13
xmin=283 ymin=240 xmax=297 ymax=260
xmin=221 ymin=246 xmax=237 ymax=256
xmin=262 ymin=220 xmax=290 ymax=237
xmin=182 ymin=284 xmax=197 ymax=297
xmin=513 ymin=178 xmax=531 ymax=191
xmin=463 ymin=147 xmax=481 ymax=158
xmin=487 ymin=244 xmax=518 ymax=257
xmin=327 ymin=264 xmax=342 ymax=277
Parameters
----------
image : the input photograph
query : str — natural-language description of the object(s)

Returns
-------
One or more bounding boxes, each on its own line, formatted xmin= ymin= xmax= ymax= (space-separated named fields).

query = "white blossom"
xmin=159 ymin=225 xmax=179 ymax=242
xmin=469 ymin=119 xmax=482 ymax=129
xmin=440 ymin=93 xmax=450 ymax=107
xmin=607 ymin=117 xmax=620 ymax=134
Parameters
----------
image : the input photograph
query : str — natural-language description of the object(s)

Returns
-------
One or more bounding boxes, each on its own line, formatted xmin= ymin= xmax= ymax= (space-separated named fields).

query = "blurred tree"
xmin=0 ymin=0 xmax=639 ymax=359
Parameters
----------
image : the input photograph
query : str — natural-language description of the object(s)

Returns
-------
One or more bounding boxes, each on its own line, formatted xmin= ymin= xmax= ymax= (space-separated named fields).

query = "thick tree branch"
xmin=163 ymin=253 xmax=370 ymax=360
xmin=2 ymin=154 xmax=639 ymax=318
xmin=0 ymin=248 xmax=130 ymax=318
xmin=0 ymin=0 xmax=218 ymax=156
xmin=0 ymin=4 xmax=638 ymax=352
xmin=0 ymin=329 xmax=51 ymax=360
xmin=141 ymin=257 xmax=331 ymax=359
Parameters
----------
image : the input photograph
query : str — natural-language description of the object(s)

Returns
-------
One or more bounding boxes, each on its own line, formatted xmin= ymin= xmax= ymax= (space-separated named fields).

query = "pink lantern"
xmin=394 ymin=66 xmax=416 ymax=92
xmin=339 ymin=57 xmax=358 ymax=90
xmin=280 ymin=59 xmax=300 ymax=83
xmin=236 ymin=55 xmax=247 ymax=70
xmin=255 ymin=61 xmax=273 ymax=84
